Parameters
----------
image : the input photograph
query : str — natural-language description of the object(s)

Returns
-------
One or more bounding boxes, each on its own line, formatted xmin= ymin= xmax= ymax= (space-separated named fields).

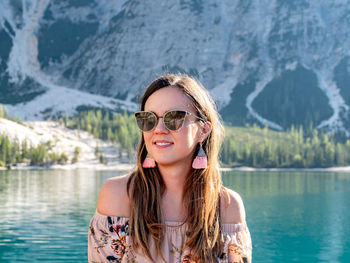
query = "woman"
xmin=88 ymin=74 xmax=252 ymax=262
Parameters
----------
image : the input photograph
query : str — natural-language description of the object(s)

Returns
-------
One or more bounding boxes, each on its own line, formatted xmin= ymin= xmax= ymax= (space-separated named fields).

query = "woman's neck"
xmin=157 ymin=162 xmax=191 ymax=197
xmin=158 ymin=162 xmax=191 ymax=221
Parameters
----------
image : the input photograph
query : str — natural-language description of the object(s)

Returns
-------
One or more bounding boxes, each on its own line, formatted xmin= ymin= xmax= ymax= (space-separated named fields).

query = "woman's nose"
xmin=154 ymin=118 xmax=169 ymax=133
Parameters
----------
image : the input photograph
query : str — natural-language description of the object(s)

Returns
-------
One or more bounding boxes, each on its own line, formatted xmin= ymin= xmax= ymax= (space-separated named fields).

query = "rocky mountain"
xmin=1 ymin=0 xmax=350 ymax=135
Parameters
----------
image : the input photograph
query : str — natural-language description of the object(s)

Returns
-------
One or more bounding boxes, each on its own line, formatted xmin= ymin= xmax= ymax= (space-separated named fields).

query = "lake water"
xmin=0 ymin=169 xmax=349 ymax=262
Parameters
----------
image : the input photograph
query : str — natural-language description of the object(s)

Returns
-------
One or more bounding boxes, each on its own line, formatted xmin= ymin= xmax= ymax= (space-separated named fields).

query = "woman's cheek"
xmin=143 ymin=133 xmax=153 ymax=151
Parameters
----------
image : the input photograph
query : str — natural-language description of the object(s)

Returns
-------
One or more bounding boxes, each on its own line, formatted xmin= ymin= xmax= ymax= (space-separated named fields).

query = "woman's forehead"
xmin=144 ymin=87 xmax=196 ymax=113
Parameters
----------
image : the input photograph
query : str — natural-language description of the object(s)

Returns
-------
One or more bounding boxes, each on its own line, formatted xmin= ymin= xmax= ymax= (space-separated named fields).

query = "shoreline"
xmin=2 ymin=120 xmax=350 ymax=173
xmin=221 ymin=166 xmax=350 ymax=172
xmin=2 ymin=163 xmax=350 ymax=172
xmin=0 ymin=162 xmax=136 ymax=171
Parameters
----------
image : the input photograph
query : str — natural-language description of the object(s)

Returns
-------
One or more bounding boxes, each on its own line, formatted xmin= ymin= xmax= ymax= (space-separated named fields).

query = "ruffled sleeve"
xmin=88 ymin=211 xmax=132 ymax=263
xmin=222 ymin=222 xmax=252 ymax=263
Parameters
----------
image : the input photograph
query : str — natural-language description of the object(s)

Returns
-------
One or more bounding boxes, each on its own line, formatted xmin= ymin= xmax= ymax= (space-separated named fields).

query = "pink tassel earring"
xmin=192 ymin=144 xmax=208 ymax=169
xmin=142 ymin=153 xmax=156 ymax=168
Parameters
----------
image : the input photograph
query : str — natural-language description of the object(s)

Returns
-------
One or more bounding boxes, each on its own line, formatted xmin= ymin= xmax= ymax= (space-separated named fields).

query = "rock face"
xmin=0 ymin=118 xmax=131 ymax=169
xmin=1 ymin=0 xmax=350 ymax=134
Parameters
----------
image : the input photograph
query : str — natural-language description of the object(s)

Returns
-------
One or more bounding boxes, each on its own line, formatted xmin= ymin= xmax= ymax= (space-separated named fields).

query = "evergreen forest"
xmin=2 ymin=105 xmax=350 ymax=168
xmin=64 ymin=109 xmax=350 ymax=169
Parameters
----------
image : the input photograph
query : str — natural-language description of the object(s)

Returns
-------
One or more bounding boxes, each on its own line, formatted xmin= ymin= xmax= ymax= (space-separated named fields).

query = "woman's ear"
xmin=199 ymin=121 xmax=212 ymax=142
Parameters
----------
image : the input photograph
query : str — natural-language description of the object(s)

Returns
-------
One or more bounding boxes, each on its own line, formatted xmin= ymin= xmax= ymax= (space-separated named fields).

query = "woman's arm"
xmin=88 ymin=174 xmax=132 ymax=262
xmin=97 ymin=174 xmax=131 ymax=217
xmin=221 ymin=188 xmax=252 ymax=263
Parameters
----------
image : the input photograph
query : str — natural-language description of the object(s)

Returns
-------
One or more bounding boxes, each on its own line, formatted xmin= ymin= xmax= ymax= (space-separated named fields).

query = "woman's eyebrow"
xmin=145 ymin=109 xmax=185 ymax=117
xmin=143 ymin=110 xmax=162 ymax=117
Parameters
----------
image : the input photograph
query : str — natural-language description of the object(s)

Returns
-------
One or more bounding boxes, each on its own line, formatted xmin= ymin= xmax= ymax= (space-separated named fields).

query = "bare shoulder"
xmin=96 ymin=173 xmax=131 ymax=217
xmin=220 ymin=187 xmax=247 ymax=224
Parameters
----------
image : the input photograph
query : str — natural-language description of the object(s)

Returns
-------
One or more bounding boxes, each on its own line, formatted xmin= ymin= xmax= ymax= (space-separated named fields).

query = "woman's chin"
xmin=154 ymin=160 xmax=176 ymax=167
xmin=154 ymin=158 xmax=192 ymax=168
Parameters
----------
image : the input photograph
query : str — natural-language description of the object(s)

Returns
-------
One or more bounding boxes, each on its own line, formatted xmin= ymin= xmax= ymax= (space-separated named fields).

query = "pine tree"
xmin=3 ymin=107 xmax=9 ymax=119
xmin=64 ymin=113 xmax=69 ymax=127
xmin=21 ymin=140 xmax=28 ymax=160
xmin=107 ymin=127 xmax=113 ymax=141
xmin=5 ymin=136 xmax=12 ymax=165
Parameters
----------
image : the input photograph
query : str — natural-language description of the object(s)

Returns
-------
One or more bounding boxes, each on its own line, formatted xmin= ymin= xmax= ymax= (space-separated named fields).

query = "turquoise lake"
xmin=0 ymin=169 xmax=349 ymax=262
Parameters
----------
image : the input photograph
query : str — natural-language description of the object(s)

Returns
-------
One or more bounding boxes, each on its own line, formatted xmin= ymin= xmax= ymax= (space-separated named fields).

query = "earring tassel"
xmin=192 ymin=156 xmax=208 ymax=169
xmin=143 ymin=154 xmax=156 ymax=168
xmin=192 ymin=146 xmax=208 ymax=169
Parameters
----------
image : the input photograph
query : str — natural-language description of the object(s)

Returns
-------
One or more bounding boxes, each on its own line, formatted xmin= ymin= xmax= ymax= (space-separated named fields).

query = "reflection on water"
xmin=222 ymin=171 xmax=350 ymax=263
xmin=222 ymin=171 xmax=350 ymax=198
xmin=0 ymin=169 xmax=122 ymax=262
xmin=0 ymin=169 xmax=349 ymax=262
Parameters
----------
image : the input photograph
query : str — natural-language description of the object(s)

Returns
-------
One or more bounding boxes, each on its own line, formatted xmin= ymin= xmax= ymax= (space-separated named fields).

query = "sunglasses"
xmin=134 ymin=110 xmax=205 ymax=132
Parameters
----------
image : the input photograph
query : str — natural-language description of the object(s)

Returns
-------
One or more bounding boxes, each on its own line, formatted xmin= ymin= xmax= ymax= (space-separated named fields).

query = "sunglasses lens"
xmin=164 ymin=110 xmax=187 ymax=131
xmin=135 ymin=112 xmax=157 ymax=131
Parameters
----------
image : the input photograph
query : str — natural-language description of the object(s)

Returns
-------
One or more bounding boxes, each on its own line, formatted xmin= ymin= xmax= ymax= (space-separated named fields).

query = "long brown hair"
xmin=127 ymin=74 xmax=225 ymax=262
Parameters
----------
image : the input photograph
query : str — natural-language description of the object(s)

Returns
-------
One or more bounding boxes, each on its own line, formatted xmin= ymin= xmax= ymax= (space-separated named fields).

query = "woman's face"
xmin=143 ymin=87 xmax=205 ymax=168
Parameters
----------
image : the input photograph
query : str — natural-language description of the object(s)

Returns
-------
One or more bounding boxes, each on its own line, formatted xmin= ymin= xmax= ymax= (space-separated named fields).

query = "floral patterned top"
xmin=88 ymin=211 xmax=252 ymax=263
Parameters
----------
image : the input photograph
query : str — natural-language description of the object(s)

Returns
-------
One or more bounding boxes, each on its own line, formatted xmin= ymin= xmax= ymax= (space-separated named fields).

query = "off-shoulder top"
xmin=88 ymin=211 xmax=252 ymax=263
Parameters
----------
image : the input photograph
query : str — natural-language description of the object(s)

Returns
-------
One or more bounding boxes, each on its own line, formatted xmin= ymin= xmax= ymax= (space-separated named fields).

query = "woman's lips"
xmin=153 ymin=140 xmax=173 ymax=148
